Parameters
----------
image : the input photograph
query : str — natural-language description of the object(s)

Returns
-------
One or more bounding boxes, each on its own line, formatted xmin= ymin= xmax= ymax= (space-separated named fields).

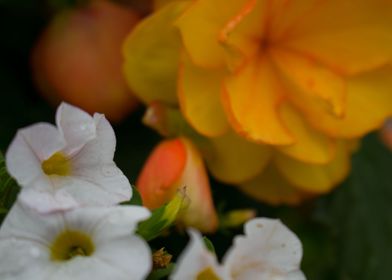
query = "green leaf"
xmin=203 ymin=236 xmax=216 ymax=254
xmin=122 ymin=185 xmax=143 ymax=206
xmin=137 ymin=188 xmax=187 ymax=241
xmin=147 ymin=263 xmax=175 ymax=280
xmin=0 ymin=151 xmax=20 ymax=221
xmin=314 ymin=134 xmax=392 ymax=280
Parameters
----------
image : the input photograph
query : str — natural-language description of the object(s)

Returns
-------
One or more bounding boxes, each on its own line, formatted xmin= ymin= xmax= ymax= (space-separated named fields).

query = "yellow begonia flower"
xmin=123 ymin=0 xmax=392 ymax=204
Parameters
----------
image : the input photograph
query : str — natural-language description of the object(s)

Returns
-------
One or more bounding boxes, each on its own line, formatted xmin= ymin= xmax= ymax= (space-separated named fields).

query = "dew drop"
xmin=79 ymin=124 xmax=87 ymax=131
xmin=30 ymin=247 xmax=41 ymax=258
xmin=101 ymin=165 xmax=118 ymax=177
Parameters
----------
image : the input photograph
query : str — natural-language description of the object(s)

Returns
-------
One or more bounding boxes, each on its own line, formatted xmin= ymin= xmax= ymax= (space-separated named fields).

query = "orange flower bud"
xmin=137 ymin=137 xmax=218 ymax=233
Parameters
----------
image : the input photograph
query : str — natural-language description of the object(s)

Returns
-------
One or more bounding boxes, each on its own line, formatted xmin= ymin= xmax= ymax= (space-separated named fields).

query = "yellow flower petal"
xmin=239 ymin=164 xmax=311 ymax=206
xmin=223 ymin=57 xmax=294 ymax=145
xmin=202 ymin=130 xmax=272 ymax=184
xmin=123 ymin=2 xmax=187 ymax=105
xmin=154 ymin=0 xmax=187 ymax=10
xmin=175 ymin=0 xmax=252 ymax=67
xmin=268 ymin=0 xmax=318 ymax=41
xmin=219 ymin=0 xmax=265 ymax=70
xmin=178 ymin=53 xmax=229 ymax=137
xmin=277 ymin=103 xmax=336 ymax=164
xmin=274 ymin=142 xmax=350 ymax=194
xmin=282 ymin=0 xmax=392 ymax=75
xmin=288 ymin=66 xmax=392 ymax=138
xmin=271 ymin=48 xmax=346 ymax=117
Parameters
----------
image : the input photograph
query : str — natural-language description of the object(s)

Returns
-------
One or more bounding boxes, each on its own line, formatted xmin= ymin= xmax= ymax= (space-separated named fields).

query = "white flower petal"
xmin=19 ymin=185 xmax=79 ymax=214
xmin=63 ymin=206 xmax=151 ymax=239
xmin=222 ymin=218 xmax=304 ymax=280
xmin=170 ymin=229 xmax=222 ymax=280
xmin=71 ymin=114 xmax=116 ymax=166
xmin=6 ymin=123 xmax=65 ymax=186
xmin=95 ymin=236 xmax=152 ymax=280
xmin=42 ymin=175 xmax=130 ymax=210
xmin=56 ymin=102 xmax=97 ymax=155
xmin=0 ymin=238 xmax=54 ymax=280
xmin=69 ymin=113 xmax=132 ymax=204
xmin=73 ymin=164 xmax=131 ymax=203
xmin=0 ymin=204 xmax=152 ymax=280
xmin=47 ymin=257 xmax=128 ymax=280
xmin=0 ymin=202 xmax=64 ymax=244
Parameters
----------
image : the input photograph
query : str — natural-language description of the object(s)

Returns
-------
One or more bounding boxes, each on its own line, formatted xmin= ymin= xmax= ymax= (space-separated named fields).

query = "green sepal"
xmin=137 ymin=188 xmax=187 ymax=241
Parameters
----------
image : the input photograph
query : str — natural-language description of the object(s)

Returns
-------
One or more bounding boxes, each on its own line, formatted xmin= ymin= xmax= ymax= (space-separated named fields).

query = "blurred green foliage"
xmin=313 ymin=135 xmax=392 ymax=279
xmin=0 ymin=1 xmax=391 ymax=279
xmin=0 ymin=151 xmax=20 ymax=220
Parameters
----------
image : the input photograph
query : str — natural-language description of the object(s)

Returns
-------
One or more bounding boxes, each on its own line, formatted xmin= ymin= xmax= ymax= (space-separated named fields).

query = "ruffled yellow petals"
xmin=125 ymin=0 xmax=392 ymax=205
xmin=290 ymin=66 xmax=392 ymax=138
xmin=202 ymin=131 xmax=272 ymax=184
xmin=277 ymin=103 xmax=336 ymax=164
xmin=175 ymin=0 xmax=250 ymax=67
xmin=223 ymin=57 xmax=294 ymax=145
xmin=123 ymin=2 xmax=187 ymax=105
xmin=219 ymin=0 xmax=265 ymax=69
xmin=239 ymin=164 xmax=310 ymax=206
xmin=271 ymin=49 xmax=346 ymax=116
xmin=274 ymin=142 xmax=350 ymax=194
xmin=178 ymin=54 xmax=229 ymax=137
xmin=283 ymin=0 xmax=392 ymax=75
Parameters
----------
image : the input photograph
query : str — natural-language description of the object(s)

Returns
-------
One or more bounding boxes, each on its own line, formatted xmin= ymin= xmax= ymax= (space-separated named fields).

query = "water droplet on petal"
xmin=101 ymin=165 xmax=119 ymax=177
xmin=30 ymin=247 xmax=41 ymax=258
xmin=79 ymin=124 xmax=87 ymax=131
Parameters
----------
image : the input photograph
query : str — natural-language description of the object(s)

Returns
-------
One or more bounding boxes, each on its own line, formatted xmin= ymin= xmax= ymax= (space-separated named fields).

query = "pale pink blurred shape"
xmin=32 ymin=0 xmax=141 ymax=122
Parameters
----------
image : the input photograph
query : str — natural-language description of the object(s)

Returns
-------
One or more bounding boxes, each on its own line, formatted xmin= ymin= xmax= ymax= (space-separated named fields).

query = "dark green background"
xmin=0 ymin=1 xmax=391 ymax=279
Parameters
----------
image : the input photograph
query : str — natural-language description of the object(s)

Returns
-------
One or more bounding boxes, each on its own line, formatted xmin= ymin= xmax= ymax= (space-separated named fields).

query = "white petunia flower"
xmin=6 ymin=102 xmax=132 ymax=213
xmin=171 ymin=218 xmax=306 ymax=280
xmin=0 ymin=201 xmax=152 ymax=280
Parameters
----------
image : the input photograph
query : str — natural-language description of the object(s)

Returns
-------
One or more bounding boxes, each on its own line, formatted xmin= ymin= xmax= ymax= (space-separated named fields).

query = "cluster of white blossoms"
xmin=1 ymin=103 xmax=152 ymax=280
xmin=0 ymin=103 xmax=306 ymax=279
xmin=171 ymin=218 xmax=305 ymax=280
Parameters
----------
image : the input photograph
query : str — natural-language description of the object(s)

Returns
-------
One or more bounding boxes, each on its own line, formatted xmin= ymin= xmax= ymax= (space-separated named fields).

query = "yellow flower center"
xmin=50 ymin=230 xmax=95 ymax=261
xmin=196 ymin=267 xmax=221 ymax=280
xmin=41 ymin=152 xmax=71 ymax=176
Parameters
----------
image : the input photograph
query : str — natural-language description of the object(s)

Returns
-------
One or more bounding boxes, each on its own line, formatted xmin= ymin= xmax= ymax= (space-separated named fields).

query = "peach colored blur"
xmin=32 ymin=0 xmax=140 ymax=122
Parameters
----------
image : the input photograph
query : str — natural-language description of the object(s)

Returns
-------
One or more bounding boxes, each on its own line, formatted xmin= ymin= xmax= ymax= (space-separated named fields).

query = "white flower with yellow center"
xmin=0 ymin=202 xmax=152 ymax=280
xmin=6 ymin=102 xmax=132 ymax=213
xmin=171 ymin=218 xmax=305 ymax=280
